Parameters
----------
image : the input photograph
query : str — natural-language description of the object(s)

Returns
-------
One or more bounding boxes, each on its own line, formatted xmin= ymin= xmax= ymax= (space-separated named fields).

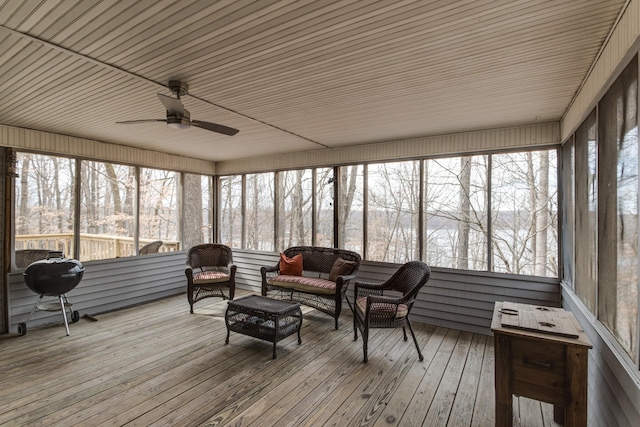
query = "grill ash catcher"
xmin=19 ymin=256 xmax=85 ymax=336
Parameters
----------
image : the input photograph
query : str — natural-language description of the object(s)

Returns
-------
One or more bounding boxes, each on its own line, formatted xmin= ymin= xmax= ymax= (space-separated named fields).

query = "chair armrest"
xmin=354 ymin=280 xmax=384 ymax=289
xmin=262 ymin=264 xmax=280 ymax=274
xmin=337 ymin=273 xmax=357 ymax=282
xmin=366 ymin=294 xmax=402 ymax=305
xmin=261 ymin=264 xmax=280 ymax=296
xmin=334 ymin=273 xmax=357 ymax=292
xmin=354 ymin=280 xmax=387 ymax=299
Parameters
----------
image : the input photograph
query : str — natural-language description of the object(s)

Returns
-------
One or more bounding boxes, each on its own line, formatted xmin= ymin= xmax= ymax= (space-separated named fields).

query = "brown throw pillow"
xmin=329 ymin=257 xmax=357 ymax=281
xmin=280 ymin=253 xmax=303 ymax=276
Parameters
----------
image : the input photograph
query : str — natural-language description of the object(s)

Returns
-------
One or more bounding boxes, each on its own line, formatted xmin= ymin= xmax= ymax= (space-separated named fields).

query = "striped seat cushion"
xmin=269 ymin=275 xmax=336 ymax=295
xmin=356 ymin=297 xmax=408 ymax=318
xmin=193 ymin=271 xmax=230 ymax=284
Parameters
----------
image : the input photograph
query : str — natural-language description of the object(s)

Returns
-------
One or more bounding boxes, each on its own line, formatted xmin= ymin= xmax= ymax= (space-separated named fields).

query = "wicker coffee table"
xmin=225 ymin=295 xmax=303 ymax=359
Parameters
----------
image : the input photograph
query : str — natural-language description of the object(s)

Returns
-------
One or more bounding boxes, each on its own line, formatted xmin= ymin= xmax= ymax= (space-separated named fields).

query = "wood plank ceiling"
xmin=0 ymin=0 xmax=628 ymax=162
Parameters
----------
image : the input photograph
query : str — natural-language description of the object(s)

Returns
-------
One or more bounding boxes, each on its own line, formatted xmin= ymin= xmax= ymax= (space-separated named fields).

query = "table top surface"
xmin=227 ymin=295 xmax=301 ymax=314
xmin=491 ymin=301 xmax=592 ymax=348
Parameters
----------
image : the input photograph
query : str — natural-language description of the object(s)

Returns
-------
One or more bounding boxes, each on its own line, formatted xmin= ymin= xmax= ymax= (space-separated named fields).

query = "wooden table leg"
xmin=494 ymin=334 xmax=512 ymax=427
xmin=553 ymin=405 xmax=564 ymax=424
xmin=565 ymin=346 xmax=588 ymax=426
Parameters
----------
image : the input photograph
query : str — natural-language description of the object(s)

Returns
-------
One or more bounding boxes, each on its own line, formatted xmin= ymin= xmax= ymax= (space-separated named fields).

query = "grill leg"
xmin=59 ymin=295 xmax=70 ymax=336
xmin=25 ymin=295 xmax=43 ymax=325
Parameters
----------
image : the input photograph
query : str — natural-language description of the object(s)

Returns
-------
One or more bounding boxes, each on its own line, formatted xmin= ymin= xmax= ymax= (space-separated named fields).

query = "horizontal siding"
xmin=7 ymin=251 xmax=187 ymax=333
xmin=0 ymin=124 xmax=216 ymax=175
xmin=562 ymin=286 xmax=640 ymax=427
xmin=561 ymin=0 xmax=640 ymax=140
xmin=216 ymin=123 xmax=560 ymax=174
xmin=232 ymin=250 xmax=277 ymax=293
xmin=230 ymin=249 xmax=560 ymax=335
xmin=5 ymin=246 xmax=561 ymax=337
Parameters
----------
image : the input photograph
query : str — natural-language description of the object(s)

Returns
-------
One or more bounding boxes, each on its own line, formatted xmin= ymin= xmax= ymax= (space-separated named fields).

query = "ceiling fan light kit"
xmin=167 ymin=110 xmax=191 ymax=130
xmin=116 ymin=80 xmax=239 ymax=136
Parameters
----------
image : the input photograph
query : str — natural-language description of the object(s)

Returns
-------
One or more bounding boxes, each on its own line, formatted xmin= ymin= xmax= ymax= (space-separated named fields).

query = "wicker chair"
xmin=353 ymin=260 xmax=431 ymax=363
xmin=185 ymin=243 xmax=236 ymax=313
xmin=139 ymin=240 xmax=163 ymax=255
xmin=15 ymin=249 xmax=64 ymax=269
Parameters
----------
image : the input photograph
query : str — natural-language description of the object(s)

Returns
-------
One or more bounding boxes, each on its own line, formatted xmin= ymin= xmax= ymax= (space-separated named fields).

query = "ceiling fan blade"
xmin=191 ymin=120 xmax=239 ymax=136
xmin=116 ymin=119 xmax=167 ymax=124
xmin=157 ymin=93 xmax=185 ymax=116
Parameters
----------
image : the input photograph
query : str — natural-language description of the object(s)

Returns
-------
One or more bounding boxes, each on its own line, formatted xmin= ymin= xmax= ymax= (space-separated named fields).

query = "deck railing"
xmin=15 ymin=233 xmax=180 ymax=260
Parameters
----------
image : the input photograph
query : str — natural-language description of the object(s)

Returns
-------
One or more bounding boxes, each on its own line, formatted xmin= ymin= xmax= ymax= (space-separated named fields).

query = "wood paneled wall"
xmin=216 ymin=123 xmax=560 ymax=175
xmin=562 ymin=0 xmax=640 ymax=140
xmin=0 ymin=125 xmax=216 ymax=175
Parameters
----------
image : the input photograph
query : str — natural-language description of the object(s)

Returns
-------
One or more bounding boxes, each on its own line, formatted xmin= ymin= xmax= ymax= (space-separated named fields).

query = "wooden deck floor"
xmin=0 ymin=292 xmax=561 ymax=426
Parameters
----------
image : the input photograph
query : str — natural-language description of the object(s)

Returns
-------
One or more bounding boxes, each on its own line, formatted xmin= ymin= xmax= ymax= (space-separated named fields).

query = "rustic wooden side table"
xmin=491 ymin=301 xmax=592 ymax=427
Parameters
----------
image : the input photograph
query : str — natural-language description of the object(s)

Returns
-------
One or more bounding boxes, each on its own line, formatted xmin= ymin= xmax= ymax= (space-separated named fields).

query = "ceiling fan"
xmin=116 ymin=80 xmax=239 ymax=136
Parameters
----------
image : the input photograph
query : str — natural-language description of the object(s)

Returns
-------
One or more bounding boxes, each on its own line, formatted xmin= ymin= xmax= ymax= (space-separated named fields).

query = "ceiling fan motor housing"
xmin=167 ymin=108 xmax=190 ymax=129
xmin=168 ymin=80 xmax=189 ymax=97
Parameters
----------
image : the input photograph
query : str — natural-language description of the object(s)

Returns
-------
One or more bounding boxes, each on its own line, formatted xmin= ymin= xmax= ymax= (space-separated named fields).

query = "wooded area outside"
xmin=219 ymin=149 xmax=558 ymax=278
xmin=15 ymin=156 xmax=190 ymax=262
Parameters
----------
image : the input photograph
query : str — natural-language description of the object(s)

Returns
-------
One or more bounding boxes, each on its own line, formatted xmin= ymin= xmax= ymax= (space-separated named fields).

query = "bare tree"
xmin=183 ymin=173 xmax=205 ymax=249
xmin=457 ymin=156 xmax=472 ymax=269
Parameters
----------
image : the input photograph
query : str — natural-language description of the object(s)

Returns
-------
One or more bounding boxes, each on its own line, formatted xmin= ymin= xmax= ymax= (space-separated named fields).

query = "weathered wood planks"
xmin=0 ymin=292 xmax=560 ymax=426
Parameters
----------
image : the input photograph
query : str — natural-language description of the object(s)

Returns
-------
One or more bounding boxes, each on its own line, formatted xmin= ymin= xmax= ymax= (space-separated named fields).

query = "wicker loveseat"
xmin=261 ymin=246 xmax=361 ymax=329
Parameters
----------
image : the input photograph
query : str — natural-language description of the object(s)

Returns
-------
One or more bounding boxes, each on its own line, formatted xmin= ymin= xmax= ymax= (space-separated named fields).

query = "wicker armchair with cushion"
xmin=261 ymin=246 xmax=361 ymax=330
xmin=353 ymin=260 xmax=431 ymax=363
xmin=185 ymin=244 xmax=236 ymax=313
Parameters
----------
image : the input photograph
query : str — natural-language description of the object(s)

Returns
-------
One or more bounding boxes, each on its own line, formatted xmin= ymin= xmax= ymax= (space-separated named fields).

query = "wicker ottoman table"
xmin=225 ymin=295 xmax=303 ymax=359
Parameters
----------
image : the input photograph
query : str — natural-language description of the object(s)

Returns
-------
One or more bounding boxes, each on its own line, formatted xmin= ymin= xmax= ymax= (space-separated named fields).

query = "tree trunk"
xmin=536 ymin=152 xmax=550 ymax=276
xmin=457 ymin=156 xmax=472 ymax=269
xmin=18 ymin=154 xmax=30 ymax=235
xmin=527 ymin=152 xmax=537 ymax=274
xmin=338 ymin=166 xmax=358 ymax=248
xmin=183 ymin=174 xmax=204 ymax=250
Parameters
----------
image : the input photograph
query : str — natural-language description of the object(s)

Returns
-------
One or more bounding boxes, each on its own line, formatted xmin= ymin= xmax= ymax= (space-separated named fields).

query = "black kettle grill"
xmin=19 ymin=257 xmax=85 ymax=336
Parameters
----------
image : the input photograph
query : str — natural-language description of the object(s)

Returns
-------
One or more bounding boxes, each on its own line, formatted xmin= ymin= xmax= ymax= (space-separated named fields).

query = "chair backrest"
xmin=139 ymin=240 xmax=163 ymax=255
xmin=186 ymin=244 xmax=233 ymax=269
xmin=15 ymin=249 xmax=65 ymax=268
xmin=282 ymin=246 xmax=361 ymax=276
xmin=386 ymin=261 xmax=431 ymax=300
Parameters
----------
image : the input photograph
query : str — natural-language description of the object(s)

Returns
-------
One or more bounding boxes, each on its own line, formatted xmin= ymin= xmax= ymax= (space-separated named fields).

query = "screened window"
xmin=598 ymin=57 xmax=638 ymax=361
xmin=574 ymin=110 xmax=597 ymax=311
xmin=367 ymin=161 xmax=419 ymax=263
xmin=491 ymin=150 xmax=558 ymax=276
xmin=561 ymin=139 xmax=575 ymax=288
xmin=278 ymin=169 xmax=312 ymax=250
xmin=424 ymin=156 xmax=488 ymax=270
xmin=15 ymin=153 xmax=75 ymax=260
xmin=315 ymin=168 xmax=334 ymax=247
xmin=246 ymin=172 xmax=275 ymax=251
xmin=338 ymin=165 xmax=364 ymax=254
xmin=183 ymin=173 xmax=213 ymax=251
xmin=138 ymin=168 xmax=179 ymax=252
xmin=219 ymin=175 xmax=242 ymax=248
xmin=79 ymin=161 xmax=135 ymax=260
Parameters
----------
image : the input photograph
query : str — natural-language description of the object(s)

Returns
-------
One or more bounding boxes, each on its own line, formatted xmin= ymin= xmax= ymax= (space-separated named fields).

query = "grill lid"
xmin=23 ymin=258 xmax=85 ymax=296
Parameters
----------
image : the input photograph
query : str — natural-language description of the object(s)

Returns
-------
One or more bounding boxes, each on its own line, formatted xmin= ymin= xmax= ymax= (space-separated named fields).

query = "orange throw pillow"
xmin=280 ymin=253 xmax=303 ymax=276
